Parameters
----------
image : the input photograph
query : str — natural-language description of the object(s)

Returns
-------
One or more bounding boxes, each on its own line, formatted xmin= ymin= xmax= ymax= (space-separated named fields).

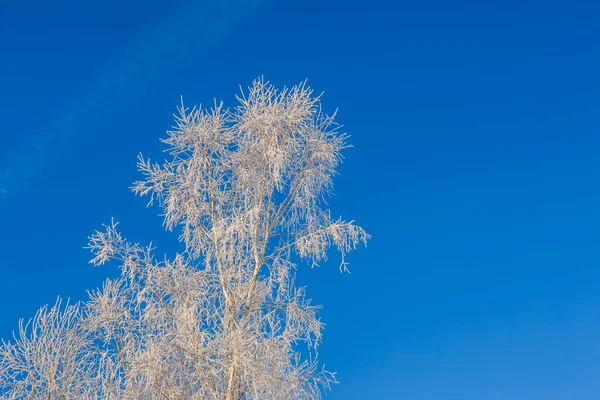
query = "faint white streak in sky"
xmin=0 ymin=0 xmax=265 ymax=197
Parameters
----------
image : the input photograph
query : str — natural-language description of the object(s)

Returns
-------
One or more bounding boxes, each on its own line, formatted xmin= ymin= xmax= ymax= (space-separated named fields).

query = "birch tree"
xmin=0 ymin=78 xmax=369 ymax=399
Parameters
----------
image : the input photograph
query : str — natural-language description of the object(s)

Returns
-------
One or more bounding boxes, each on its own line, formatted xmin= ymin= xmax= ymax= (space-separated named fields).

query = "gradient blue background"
xmin=2 ymin=0 xmax=600 ymax=398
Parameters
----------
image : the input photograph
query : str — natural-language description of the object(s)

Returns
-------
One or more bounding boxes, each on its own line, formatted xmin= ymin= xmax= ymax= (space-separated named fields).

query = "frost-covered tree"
xmin=0 ymin=79 xmax=369 ymax=399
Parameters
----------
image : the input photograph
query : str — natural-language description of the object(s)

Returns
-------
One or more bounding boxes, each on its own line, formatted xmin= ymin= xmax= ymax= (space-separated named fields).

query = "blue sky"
xmin=1 ymin=0 xmax=600 ymax=398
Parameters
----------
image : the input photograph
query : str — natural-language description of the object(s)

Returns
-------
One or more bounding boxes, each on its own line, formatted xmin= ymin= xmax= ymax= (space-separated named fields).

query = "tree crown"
xmin=1 ymin=78 xmax=369 ymax=399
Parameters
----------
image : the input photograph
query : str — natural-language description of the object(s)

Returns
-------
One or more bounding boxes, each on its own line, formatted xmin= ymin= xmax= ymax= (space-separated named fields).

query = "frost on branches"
xmin=0 ymin=79 xmax=369 ymax=399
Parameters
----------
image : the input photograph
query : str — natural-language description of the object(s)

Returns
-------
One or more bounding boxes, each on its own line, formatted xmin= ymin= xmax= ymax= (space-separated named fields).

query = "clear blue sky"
xmin=1 ymin=0 xmax=600 ymax=398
